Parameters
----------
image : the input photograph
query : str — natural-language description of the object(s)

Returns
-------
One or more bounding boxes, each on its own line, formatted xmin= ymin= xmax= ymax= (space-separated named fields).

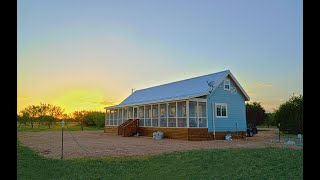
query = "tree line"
xmin=246 ymin=94 xmax=303 ymax=134
xmin=18 ymin=94 xmax=303 ymax=134
xmin=17 ymin=103 xmax=105 ymax=130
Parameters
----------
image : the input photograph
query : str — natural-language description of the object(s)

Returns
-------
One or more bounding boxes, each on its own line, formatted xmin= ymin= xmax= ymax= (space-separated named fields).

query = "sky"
xmin=17 ymin=0 xmax=303 ymax=114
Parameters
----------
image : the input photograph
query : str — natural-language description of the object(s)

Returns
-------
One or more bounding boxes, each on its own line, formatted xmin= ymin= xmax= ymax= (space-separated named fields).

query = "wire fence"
xmin=268 ymin=129 xmax=303 ymax=146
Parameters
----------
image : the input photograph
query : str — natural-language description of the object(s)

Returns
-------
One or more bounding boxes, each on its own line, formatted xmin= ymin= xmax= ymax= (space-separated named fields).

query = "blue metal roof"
xmin=108 ymin=70 xmax=249 ymax=108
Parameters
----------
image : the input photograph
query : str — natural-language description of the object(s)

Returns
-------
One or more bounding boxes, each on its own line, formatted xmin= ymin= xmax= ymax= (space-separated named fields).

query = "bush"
xmin=275 ymin=94 xmax=303 ymax=134
xmin=83 ymin=111 xmax=105 ymax=127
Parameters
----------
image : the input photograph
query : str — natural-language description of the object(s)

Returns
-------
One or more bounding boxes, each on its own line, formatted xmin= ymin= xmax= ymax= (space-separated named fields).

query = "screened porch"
xmin=105 ymin=98 xmax=207 ymax=128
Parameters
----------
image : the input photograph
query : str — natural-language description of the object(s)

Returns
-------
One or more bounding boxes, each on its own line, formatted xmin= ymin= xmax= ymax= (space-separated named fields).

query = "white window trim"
xmin=224 ymin=79 xmax=230 ymax=90
xmin=215 ymin=103 xmax=228 ymax=118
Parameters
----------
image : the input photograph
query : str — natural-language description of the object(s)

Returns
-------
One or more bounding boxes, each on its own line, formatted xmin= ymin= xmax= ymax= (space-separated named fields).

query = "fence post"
xmin=278 ymin=123 xmax=280 ymax=143
xmin=61 ymin=120 xmax=65 ymax=159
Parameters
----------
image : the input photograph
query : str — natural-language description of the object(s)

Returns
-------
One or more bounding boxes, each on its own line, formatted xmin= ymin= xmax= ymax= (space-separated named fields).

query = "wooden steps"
xmin=118 ymin=119 xmax=139 ymax=137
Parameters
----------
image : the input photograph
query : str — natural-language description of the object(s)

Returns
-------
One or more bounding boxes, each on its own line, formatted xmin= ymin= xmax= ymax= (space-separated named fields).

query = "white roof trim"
xmin=104 ymin=92 xmax=209 ymax=109
xmin=211 ymin=70 xmax=250 ymax=101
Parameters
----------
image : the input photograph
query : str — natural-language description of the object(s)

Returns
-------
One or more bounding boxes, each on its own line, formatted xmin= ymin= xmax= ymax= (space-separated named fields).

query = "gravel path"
xmin=17 ymin=128 xmax=302 ymax=159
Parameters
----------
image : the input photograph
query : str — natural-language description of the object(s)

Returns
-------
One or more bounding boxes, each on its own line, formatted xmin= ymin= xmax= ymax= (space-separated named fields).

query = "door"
xmin=133 ymin=107 xmax=138 ymax=119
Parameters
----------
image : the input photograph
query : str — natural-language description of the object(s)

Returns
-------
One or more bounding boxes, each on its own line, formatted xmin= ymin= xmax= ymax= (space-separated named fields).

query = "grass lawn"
xmin=17 ymin=123 xmax=104 ymax=132
xmin=17 ymin=141 xmax=303 ymax=180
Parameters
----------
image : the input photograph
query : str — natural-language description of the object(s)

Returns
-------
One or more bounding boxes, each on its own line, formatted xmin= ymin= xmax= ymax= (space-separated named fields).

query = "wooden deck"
xmin=138 ymin=127 xmax=189 ymax=140
xmin=105 ymin=126 xmax=246 ymax=141
xmin=104 ymin=126 xmax=118 ymax=134
xmin=214 ymin=131 xmax=246 ymax=140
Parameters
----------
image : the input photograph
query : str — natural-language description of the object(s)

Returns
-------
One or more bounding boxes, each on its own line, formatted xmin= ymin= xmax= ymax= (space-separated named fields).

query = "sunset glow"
xmin=17 ymin=0 xmax=302 ymax=114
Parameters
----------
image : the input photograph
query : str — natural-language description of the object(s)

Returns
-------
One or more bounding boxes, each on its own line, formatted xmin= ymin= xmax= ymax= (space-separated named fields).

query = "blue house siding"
xmin=207 ymin=76 xmax=247 ymax=132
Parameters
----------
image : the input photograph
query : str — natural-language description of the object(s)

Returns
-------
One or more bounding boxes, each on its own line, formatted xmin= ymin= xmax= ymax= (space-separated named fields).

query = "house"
xmin=104 ymin=70 xmax=250 ymax=140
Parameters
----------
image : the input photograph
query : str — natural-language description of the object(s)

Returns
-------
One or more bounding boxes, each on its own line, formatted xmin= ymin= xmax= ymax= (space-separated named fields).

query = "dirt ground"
xmin=17 ymin=128 xmax=302 ymax=159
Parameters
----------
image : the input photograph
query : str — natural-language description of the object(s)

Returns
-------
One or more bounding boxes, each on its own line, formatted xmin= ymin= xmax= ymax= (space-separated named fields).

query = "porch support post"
xmin=186 ymin=100 xmax=189 ymax=128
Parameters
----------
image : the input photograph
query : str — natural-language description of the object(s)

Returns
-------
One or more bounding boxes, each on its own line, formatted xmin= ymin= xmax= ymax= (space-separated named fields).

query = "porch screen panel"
xmin=145 ymin=105 xmax=151 ymax=127
xmin=152 ymin=105 xmax=159 ymax=127
xmin=138 ymin=106 xmax=144 ymax=126
xmin=110 ymin=110 xmax=114 ymax=125
xmin=128 ymin=108 xmax=133 ymax=119
xmin=114 ymin=109 xmax=118 ymax=125
xmin=134 ymin=108 xmax=138 ymax=119
xmin=198 ymin=102 xmax=207 ymax=127
xmin=123 ymin=108 xmax=127 ymax=123
xmin=119 ymin=109 xmax=123 ymax=124
xmin=189 ymin=101 xmax=197 ymax=127
xmin=160 ymin=104 xmax=167 ymax=127
xmin=106 ymin=110 xmax=110 ymax=125
xmin=177 ymin=101 xmax=187 ymax=127
xmin=168 ymin=102 xmax=176 ymax=127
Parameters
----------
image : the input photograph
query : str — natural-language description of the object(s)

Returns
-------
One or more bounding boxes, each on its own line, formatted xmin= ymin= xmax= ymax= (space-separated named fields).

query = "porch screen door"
xmin=133 ymin=107 xmax=138 ymax=119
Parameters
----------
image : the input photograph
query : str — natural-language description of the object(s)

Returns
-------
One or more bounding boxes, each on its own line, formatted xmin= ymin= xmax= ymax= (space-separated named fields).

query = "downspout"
xmin=212 ymin=101 xmax=216 ymax=140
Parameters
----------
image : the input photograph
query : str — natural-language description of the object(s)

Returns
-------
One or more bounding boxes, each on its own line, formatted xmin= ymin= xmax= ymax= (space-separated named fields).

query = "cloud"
xmin=100 ymin=100 xmax=116 ymax=105
xmin=246 ymin=91 xmax=255 ymax=95
xmin=261 ymin=104 xmax=278 ymax=113
xmin=254 ymin=82 xmax=272 ymax=88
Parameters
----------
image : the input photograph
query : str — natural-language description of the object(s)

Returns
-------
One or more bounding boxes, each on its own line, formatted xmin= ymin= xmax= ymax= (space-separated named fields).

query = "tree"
xmin=47 ymin=104 xmax=64 ymax=119
xmin=20 ymin=105 xmax=39 ymax=128
xmin=38 ymin=103 xmax=49 ymax=127
xmin=246 ymin=102 xmax=267 ymax=126
xmin=73 ymin=111 xmax=87 ymax=131
xmin=40 ymin=115 xmax=56 ymax=129
xmin=61 ymin=113 xmax=73 ymax=123
xmin=264 ymin=113 xmax=277 ymax=127
xmin=83 ymin=111 xmax=105 ymax=127
xmin=275 ymin=94 xmax=303 ymax=134
xmin=17 ymin=114 xmax=27 ymax=127
xmin=19 ymin=103 xmax=64 ymax=129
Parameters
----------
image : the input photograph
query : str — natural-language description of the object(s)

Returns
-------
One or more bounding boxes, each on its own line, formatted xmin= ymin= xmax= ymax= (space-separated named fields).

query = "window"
xmin=216 ymin=103 xmax=227 ymax=118
xmin=224 ymin=79 xmax=230 ymax=90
